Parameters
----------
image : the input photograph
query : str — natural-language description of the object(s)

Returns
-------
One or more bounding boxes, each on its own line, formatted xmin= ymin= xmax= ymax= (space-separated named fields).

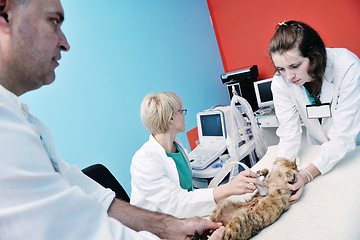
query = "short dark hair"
xmin=269 ymin=20 xmax=326 ymax=97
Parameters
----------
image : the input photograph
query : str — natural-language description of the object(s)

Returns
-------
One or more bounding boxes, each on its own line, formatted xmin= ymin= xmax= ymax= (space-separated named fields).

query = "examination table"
xmin=229 ymin=145 xmax=360 ymax=240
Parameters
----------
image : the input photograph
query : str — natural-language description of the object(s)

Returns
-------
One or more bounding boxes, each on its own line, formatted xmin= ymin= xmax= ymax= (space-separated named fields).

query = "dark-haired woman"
xmin=269 ymin=20 xmax=360 ymax=204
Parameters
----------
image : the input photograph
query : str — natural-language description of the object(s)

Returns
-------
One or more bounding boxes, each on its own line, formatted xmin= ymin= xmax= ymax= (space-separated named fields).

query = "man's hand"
xmin=173 ymin=217 xmax=222 ymax=240
xmin=108 ymin=198 xmax=222 ymax=240
xmin=208 ymin=226 xmax=225 ymax=240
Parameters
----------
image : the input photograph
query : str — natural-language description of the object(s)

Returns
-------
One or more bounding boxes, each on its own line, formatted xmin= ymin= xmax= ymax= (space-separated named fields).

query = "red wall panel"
xmin=207 ymin=0 xmax=360 ymax=80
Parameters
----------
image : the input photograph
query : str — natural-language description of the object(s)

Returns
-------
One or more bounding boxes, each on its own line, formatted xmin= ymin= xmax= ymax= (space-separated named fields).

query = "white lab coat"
xmin=0 ymin=84 xmax=159 ymax=240
xmin=272 ymin=48 xmax=360 ymax=174
xmin=130 ymin=134 xmax=216 ymax=218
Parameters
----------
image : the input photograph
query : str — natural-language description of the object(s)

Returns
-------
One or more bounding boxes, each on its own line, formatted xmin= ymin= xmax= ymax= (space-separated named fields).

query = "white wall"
xmin=20 ymin=0 xmax=227 ymax=194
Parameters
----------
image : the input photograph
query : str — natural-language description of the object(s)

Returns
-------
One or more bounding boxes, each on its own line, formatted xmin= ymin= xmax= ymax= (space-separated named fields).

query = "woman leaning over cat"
xmin=130 ymin=92 xmax=264 ymax=218
xmin=269 ymin=20 xmax=360 ymax=204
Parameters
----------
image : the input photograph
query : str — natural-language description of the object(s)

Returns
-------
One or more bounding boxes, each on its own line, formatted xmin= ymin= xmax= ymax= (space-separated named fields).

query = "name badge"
xmin=306 ymin=103 xmax=331 ymax=119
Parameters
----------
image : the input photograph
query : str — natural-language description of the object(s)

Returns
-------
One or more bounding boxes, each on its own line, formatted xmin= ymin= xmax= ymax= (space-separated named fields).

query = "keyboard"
xmin=189 ymin=145 xmax=226 ymax=170
xmin=255 ymin=107 xmax=274 ymax=116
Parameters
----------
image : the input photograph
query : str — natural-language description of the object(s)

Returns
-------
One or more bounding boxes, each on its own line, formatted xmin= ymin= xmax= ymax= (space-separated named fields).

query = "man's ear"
xmin=0 ymin=0 xmax=6 ymax=11
xmin=0 ymin=0 xmax=10 ymax=33
xmin=0 ymin=0 xmax=9 ymax=21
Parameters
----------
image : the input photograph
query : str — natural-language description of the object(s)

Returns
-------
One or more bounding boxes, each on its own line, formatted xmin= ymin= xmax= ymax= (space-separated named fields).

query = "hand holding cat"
xmin=286 ymin=171 xmax=306 ymax=205
xmin=179 ymin=217 xmax=222 ymax=240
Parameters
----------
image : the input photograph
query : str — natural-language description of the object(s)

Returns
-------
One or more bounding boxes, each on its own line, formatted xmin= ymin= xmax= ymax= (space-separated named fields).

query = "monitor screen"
xmin=253 ymin=78 xmax=274 ymax=108
xmin=200 ymin=114 xmax=223 ymax=137
xmin=196 ymin=107 xmax=230 ymax=146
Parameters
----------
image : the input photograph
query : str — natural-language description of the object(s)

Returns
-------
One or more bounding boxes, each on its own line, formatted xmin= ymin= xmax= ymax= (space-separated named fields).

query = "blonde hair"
xmin=140 ymin=92 xmax=182 ymax=134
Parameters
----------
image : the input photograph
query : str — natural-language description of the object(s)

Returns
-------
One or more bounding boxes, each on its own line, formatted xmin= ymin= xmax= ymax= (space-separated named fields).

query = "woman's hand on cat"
xmin=230 ymin=169 xmax=265 ymax=195
xmin=287 ymin=171 xmax=306 ymax=204
xmin=213 ymin=169 xmax=264 ymax=203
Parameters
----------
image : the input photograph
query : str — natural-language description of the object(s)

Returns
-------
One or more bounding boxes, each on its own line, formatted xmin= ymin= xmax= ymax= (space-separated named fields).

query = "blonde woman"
xmin=130 ymin=92 xmax=263 ymax=218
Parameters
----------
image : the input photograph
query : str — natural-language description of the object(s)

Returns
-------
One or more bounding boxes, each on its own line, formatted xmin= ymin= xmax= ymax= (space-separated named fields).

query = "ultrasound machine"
xmin=189 ymin=106 xmax=256 ymax=188
xmin=188 ymin=107 xmax=229 ymax=188
xmin=188 ymin=108 xmax=228 ymax=170
xmin=189 ymin=66 xmax=272 ymax=188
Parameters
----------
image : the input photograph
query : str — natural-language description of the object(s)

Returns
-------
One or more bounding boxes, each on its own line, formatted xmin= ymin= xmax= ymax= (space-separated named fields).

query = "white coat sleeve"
xmin=130 ymin=149 xmax=216 ymax=218
xmin=312 ymin=53 xmax=360 ymax=174
xmin=271 ymin=76 xmax=303 ymax=160
xmin=58 ymin=159 xmax=116 ymax=210
xmin=0 ymin=89 xmax=160 ymax=240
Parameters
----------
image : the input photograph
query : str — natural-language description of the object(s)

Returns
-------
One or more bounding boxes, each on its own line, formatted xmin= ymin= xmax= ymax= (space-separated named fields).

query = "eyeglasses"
xmin=178 ymin=109 xmax=187 ymax=116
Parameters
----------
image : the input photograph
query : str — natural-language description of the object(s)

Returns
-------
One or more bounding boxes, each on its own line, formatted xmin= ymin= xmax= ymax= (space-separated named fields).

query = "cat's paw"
xmin=257 ymin=168 xmax=269 ymax=177
xmin=186 ymin=230 xmax=211 ymax=240
xmin=286 ymin=171 xmax=296 ymax=184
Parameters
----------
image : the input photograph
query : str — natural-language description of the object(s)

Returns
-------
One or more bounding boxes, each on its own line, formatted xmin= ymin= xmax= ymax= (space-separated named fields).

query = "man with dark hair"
xmin=0 ymin=0 xmax=223 ymax=239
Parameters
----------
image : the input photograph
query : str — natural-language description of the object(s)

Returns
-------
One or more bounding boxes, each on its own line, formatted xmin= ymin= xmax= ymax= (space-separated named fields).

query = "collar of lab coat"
xmin=0 ymin=84 xmax=61 ymax=172
xmin=321 ymin=48 xmax=336 ymax=104
xmin=149 ymin=134 xmax=184 ymax=154
xmin=148 ymin=134 xmax=187 ymax=160
xmin=149 ymin=133 xmax=180 ymax=152
xmin=0 ymin=84 xmax=24 ymax=113
xmin=148 ymin=134 xmax=190 ymax=165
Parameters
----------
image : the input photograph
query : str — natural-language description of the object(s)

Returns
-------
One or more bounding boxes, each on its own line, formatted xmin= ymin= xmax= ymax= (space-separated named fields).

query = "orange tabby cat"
xmin=186 ymin=158 xmax=297 ymax=240
xmin=211 ymin=158 xmax=297 ymax=240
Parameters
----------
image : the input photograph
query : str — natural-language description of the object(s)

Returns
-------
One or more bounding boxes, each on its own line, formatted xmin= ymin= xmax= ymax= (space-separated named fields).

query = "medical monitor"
xmin=253 ymin=78 xmax=274 ymax=108
xmin=196 ymin=110 xmax=227 ymax=146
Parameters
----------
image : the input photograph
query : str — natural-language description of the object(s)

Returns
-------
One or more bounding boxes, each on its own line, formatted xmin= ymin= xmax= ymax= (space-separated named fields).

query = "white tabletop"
xmin=231 ymin=145 xmax=360 ymax=240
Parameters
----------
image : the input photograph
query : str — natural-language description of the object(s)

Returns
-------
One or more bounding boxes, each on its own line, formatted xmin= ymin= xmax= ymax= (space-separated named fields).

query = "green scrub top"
xmin=166 ymin=144 xmax=193 ymax=191
xmin=305 ymin=88 xmax=321 ymax=105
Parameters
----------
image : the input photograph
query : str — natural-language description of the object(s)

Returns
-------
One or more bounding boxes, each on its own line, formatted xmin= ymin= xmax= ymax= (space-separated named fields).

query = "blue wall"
xmin=20 ymin=0 xmax=227 ymax=194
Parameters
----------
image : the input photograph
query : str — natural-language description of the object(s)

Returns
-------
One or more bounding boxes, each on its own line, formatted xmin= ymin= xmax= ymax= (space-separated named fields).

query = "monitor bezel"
xmin=196 ymin=110 xmax=227 ymax=146
xmin=253 ymin=78 xmax=274 ymax=108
